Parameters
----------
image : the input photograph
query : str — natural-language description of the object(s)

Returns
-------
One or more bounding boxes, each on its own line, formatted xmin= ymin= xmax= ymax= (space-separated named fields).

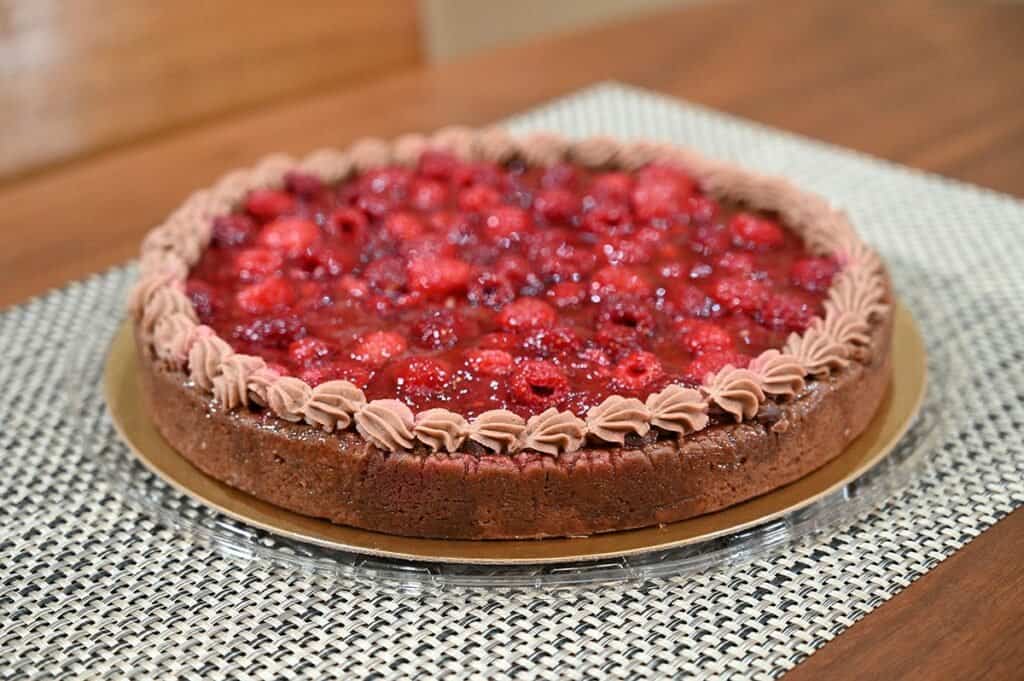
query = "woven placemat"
xmin=2 ymin=83 xmax=1022 ymax=679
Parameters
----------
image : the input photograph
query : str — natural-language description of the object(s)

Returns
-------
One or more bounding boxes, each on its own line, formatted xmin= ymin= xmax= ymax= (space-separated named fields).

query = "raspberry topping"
xmin=353 ymin=331 xmax=407 ymax=369
xmin=496 ymin=298 xmax=557 ymax=332
xmin=678 ymin=319 xmax=735 ymax=354
xmin=791 ymin=256 xmax=839 ymax=292
xmin=188 ymin=154 xmax=830 ymax=416
xmin=729 ymin=213 xmax=785 ymax=250
xmin=511 ymin=360 xmax=569 ymax=409
xmin=244 ymin=189 xmax=296 ymax=221
xmin=613 ymin=351 xmax=666 ymax=392
xmin=236 ymin=277 xmax=294 ymax=315
xmin=257 ymin=218 xmax=320 ymax=257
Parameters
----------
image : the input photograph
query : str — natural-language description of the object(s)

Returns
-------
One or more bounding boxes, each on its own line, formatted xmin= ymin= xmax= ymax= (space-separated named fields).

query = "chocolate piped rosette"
xmin=129 ymin=128 xmax=892 ymax=539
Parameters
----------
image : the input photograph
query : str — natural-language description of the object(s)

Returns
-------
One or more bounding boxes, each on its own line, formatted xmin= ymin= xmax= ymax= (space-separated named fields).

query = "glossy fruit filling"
xmin=186 ymin=153 xmax=837 ymax=417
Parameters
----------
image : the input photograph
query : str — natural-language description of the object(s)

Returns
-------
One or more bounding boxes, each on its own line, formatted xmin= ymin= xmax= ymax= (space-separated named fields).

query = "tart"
xmin=130 ymin=128 xmax=892 ymax=540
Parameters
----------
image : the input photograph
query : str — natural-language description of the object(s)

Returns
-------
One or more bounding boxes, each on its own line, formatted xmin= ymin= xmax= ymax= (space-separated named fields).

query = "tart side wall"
xmin=134 ymin=307 xmax=892 ymax=540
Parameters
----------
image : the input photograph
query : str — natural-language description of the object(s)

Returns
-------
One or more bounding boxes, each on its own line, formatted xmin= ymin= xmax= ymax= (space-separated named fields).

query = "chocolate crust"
xmin=135 ymin=308 xmax=892 ymax=540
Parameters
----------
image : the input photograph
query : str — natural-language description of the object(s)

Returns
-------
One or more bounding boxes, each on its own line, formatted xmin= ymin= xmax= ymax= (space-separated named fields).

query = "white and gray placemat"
xmin=2 ymin=83 xmax=1022 ymax=680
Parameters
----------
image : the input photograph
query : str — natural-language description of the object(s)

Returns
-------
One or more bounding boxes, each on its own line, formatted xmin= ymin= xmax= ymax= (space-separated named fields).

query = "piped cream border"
xmin=130 ymin=128 xmax=890 ymax=455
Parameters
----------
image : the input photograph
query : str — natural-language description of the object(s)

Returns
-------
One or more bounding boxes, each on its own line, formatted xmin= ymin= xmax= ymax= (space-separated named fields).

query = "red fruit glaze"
xmin=678 ymin=319 xmax=734 ymax=354
xmin=257 ymin=218 xmax=320 ymax=257
xmin=352 ymin=331 xmax=407 ymax=369
xmin=511 ymin=360 xmax=569 ymax=410
xmin=236 ymin=277 xmax=294 ymax=315
xmin=245 ymin=189 xmax=296 ymax=221
xmin=729 ymin=213 xmax=785 ymax=250
xmin=497 ymin=298 xmax=557 ymax=332
xmin=464 ymin=349 xmax=515 ymax=377
xmin=187 ymin=155 xmax=831 ymax=416
xmin=791 ymin=256 xmax=839 ymax=292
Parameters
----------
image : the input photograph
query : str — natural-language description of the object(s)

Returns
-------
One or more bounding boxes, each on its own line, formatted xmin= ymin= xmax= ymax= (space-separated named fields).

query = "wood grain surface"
xmin=0 ymin=1 xmax=1021 ymax=678
xmin=0 ymin=1 xmax=421 ymax=182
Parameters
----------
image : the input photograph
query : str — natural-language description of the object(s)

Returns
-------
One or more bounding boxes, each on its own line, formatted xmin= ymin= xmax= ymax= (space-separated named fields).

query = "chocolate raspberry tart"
xmin=130 ymin=128 xmax=892 ymax=540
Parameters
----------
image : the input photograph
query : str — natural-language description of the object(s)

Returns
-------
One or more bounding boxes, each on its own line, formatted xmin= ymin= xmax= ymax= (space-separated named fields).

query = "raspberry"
xmin=510 ymin=360 xmax=568 ymax=409
xmin=399 ymin=234 xmax=457 ymax=259
xmin=730 ymin=313 xmax=776 ymax=351
xmin=541 ymin=163 xmax=581 ymax=189
xmin=589 ymin=172 xmax=633 ymax=203
xmin=478 ymin=332 xmax=516 ymax=350
xmin=496 ymin=298 xmax=557 ymax=332
xmin=685 ymin=195 xmax=719 ymax=224
xmin=582 ymin=202 xmax=633 ymax=236
xmin=761 ymin=291 xmax=817 ymax=332
xmin=452 ymin=162 xmax=503 ymax=189
xmin=245 ymin=189 xmax=296 ymax=221
xmin=494 ymin=255 xmax=534 ymax=286
xmin=519 ymin=326 xmax=580 ymax=360
xmin=467 ymin=272 xmax=516 ymax=309
xmin=353 ymin=331 xmax=407 ymax=368
xmin=482 ymin=205 xmax=531 ymax=239
xmin=597 ymin=231 xmax=658 ymax=266
xmin=409 ymin=178 xmax=449 ymax=211
xmin=411 ymin=308 xmax=463 ymax=350
xmin=236 ymin=277 xmax=294 ymax=314
xmin=790 ymin=257 xmax=839 ymax=292
xmin=664 ymin=283 xmax=723 ymax=318
xmin=589 ymin=265 xmax=652 ymax=298
xmin=678 ymin=319 xmax=734 ymax=354
xmin=716 ymin=251 xmax=757 ymax=274
xmin=354 ymin=192 xmax=396 ymax=219
xmin=464 ymin=349 xmax=514 ymax=377
xmin=335 ymin=275 xmax=369 ymax=300
xmin=407 ymin=256 xmax=471 ymax=297
xmin=257 ymin=217 xmax=320 ymax=257
xmin=426 ymin=210 xmax=471 ymax=234
xmin=630 ymin=168 xmax=695 ymax=221
xmin=233 ymin=315 xmax=307 ymax=349
xmin=729 ymin=213 xmax=784 ymax=249
xmin=288 ymin=337 xmax=335 ymax=367
xmin=359 ymin=166 xmax=412 ymax=196
xmin=393 ymin=357 xmax=451 ymax=402
xmin=595 ymin=323 xmax=644 ymax=359
xmin=417 ymin=150 xmax=459 ymax=180
xmin=291 ymin=246 xmax=352 ymax=280
xmin=283 ymin=171 xmax=325 ymax=198
xmin=324 ymin=207 xmax=368 ymax=242
xmin=712 ymin=276 xmax=772 ymax=314
xmin=384 ymin=211 xmax=425 ymax=241
xmin=364 ymin=257 xmax=407 ymax=294
xmin=186 ymin=280 xmax=221 ymax=322
xmin=457 ymin=185 xmax=501 ymax=212
xmin=684 ymin=351 xmax=750 ymax=383
xmin=235 ymin=248 xmax=284 ymax=283
xmin=211 ymin=214 xmax=256 ymax=248
xmin=294 ymin=281 xmax=333 ymax=311
xmin=597 ymin=297 xmax=656 ymax=335
xmin=536 ymin=244 xmax=597 ymax=283
xmin=691 ymin=224 xmax=731 ymax=256
xmin=613 ymin=351 xmax=665 ymax=392
xmin=546 ymin=281 xmax=586 ymax=308
xmin=299 ymin=362 xmax=371 ymax=389
xmin=578 ymin=347 xmax=612 ymax=371
xmin=534 ymin=188 xmax=580 ymax=223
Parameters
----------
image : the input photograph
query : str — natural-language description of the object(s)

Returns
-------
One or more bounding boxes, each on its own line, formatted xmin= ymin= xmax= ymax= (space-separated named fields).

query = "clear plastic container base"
xmin=83 ymin=319 xmax=952 ymax=591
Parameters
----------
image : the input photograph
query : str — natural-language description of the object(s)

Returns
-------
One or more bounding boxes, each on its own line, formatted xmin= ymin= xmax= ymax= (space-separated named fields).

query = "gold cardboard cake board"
xmin=105 ymin=303 xmax=926 ymax=565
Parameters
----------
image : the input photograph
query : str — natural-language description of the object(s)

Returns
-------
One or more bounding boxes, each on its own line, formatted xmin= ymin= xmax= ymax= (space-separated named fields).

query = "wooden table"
xmin=2 ymin=0 xmax=1021 ymax=677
